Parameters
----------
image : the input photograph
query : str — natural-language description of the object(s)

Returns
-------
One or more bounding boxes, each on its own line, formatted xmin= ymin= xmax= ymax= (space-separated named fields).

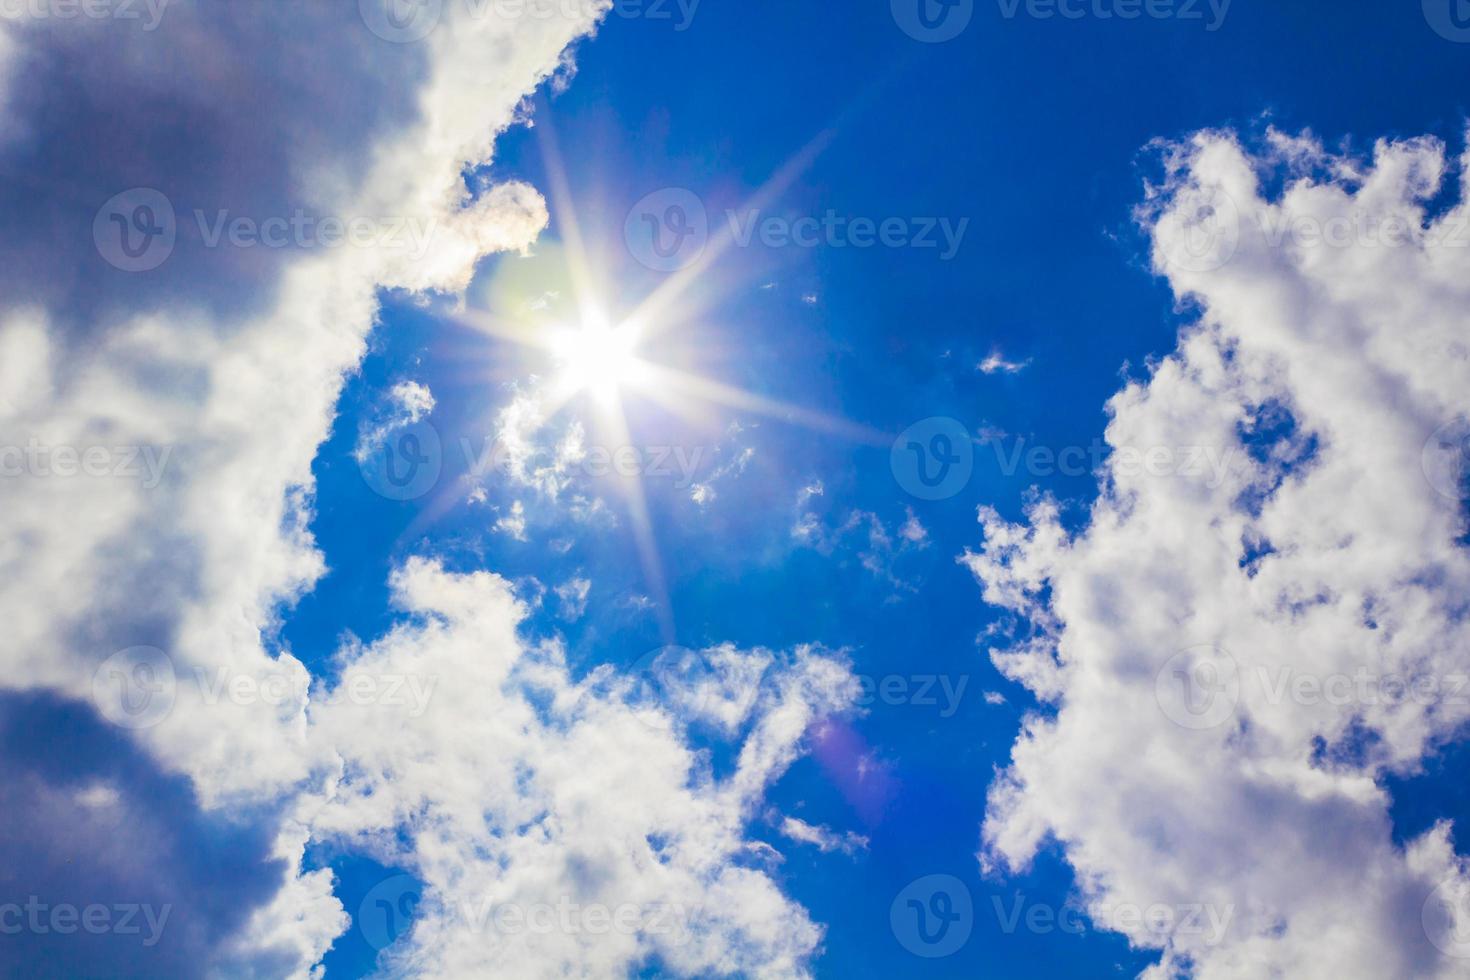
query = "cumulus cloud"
xmin=0 ymin=2 xmax=882 ymax=977
xmin=309 ymin=559 xmax=860 ymax=978
xmin=964 ymin=128 xmax=1470 ymax=978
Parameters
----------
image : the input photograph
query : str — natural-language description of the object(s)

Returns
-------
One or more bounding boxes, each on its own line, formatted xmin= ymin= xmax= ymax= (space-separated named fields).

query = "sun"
xmin=552 ymin=315 xmax=649 ymax=405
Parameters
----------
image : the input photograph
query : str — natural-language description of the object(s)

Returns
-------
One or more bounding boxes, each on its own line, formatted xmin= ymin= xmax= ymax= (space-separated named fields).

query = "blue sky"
xmin=8 ymin=1 xmax=1470 ymax=977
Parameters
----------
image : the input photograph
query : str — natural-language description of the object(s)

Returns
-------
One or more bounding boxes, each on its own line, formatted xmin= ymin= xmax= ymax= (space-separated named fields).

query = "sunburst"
xmin=443 ymin=113 xmax=890 ymax=642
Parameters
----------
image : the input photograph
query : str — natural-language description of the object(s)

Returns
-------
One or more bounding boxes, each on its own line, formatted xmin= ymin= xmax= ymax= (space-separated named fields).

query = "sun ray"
xmin=411 ymin=110 xmax=912 ymax=638
xmin=534 ymin=109 xmax=607 ymax=332
xmin=591 ymin=389 xmax=677 ymax=644
xmin=634 ymin=362 xmax=892 ymax=446
xmin=625 ymin=128 xmax=837 ymax=344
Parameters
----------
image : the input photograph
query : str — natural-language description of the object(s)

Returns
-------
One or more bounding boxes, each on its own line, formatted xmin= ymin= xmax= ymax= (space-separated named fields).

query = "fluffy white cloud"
xmin=309 ymin=558 xmax=858 ymax=978
xmin=0 ymin=7 xmax=861 ymax=974
xmin=965 ymin=128 xmax=1470 ymax=978
xmin=0 ymin=3 xmax=850 ymax=977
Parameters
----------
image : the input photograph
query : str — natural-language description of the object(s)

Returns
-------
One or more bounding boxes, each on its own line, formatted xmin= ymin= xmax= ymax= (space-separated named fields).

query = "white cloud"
xmin=495 ymin=499 xmax=529 ymax=540
xmin=978 ymin=351 xmax=1031 ymax=375
xmin=793 ymin=505 xmax=927 ymax=593
xmin=554 ymin=575 xmax=590 ymax=621
xmin=309 ymin=558 xmax=859 ymax=978
xmin=355 ymin=380 xmax=436 ymax=462
xmin=776 ymin=815 xmax=868 ymax=856
xmin=898 ymin=507 xmax=929 ymax=546
xmin=0 ymin=9 xmax=862 ymax=973
xmin=964 ymin=128 xmax=1470 ymax=978
xmin=0 ymin=2 xmax=708 ymax=974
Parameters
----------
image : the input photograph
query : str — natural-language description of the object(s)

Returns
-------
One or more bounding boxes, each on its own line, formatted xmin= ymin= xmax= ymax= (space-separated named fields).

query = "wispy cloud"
xmin=978 ymin=351 xmax=1032 ymax=375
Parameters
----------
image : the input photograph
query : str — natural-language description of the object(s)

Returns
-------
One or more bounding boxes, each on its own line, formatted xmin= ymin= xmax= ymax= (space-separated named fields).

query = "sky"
xmin=5 ymin=0 xmax=1470 ymax=977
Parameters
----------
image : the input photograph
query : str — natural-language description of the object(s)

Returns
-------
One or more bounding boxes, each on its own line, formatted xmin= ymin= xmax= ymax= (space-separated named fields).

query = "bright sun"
xmin=552 ymin=316 xmax=648 ymax=405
